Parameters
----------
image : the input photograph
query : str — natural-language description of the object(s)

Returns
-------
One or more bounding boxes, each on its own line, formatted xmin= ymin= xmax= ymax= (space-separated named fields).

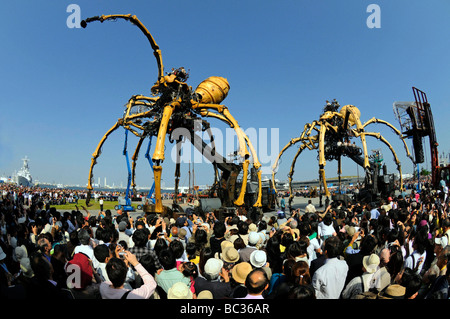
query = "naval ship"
xmin=13 ymin=156 xmax=33 ymax=187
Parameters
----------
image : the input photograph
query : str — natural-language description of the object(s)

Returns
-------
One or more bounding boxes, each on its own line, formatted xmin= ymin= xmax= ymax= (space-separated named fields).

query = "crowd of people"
xmin=0 ymin=179 xmax=449 ymax=300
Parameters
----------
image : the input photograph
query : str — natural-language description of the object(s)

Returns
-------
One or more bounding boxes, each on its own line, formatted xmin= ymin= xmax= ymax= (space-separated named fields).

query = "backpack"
xmin=121 ymin=290 xmax=131 ymax=299
xmin=353 ymin=276 xmax=378 ymax=299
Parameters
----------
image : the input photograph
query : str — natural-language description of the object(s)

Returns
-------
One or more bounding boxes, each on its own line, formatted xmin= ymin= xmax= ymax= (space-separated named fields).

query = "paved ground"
xmin=81 ymin=195 xmax=328 ymax=222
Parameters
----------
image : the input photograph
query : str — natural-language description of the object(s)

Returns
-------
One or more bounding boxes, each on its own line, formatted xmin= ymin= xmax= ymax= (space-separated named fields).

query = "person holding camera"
xmin=99 ymin=250 xmax=157 ymax=299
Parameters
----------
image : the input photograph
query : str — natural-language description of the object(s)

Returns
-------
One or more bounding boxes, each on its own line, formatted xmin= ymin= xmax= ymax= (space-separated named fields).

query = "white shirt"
xmin=318 ymin=222 xmax=335 ymax=238
xmin=404 ymin=250 xmax=427 ymax=274
xmin=307 ymin=237 xmax=321 ymax=264
xmin=312 ymin=257 xmax=349 ymax=299
xmin=305 ymin=203 xmax=316 ymax=213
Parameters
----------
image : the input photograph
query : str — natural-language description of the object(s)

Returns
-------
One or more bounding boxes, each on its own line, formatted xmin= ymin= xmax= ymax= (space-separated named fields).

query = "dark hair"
xmin=181 ymin=261 xmax=198 ymax=279
xmin=198 ymin=247 xmax=213 ymax=277
xmin=194 ymin=229 xmax=208 ymax=245
xmin=324 ymin=236 xmax=342 ymax=258
xmin=291 ymin=261 xmax=311 ymax=285
xmin=245 ymin=268 xmax=269 ymax=295
xmin=387 ymin=245 xmax=404 ymax=280
xmin=106 ymin=257 xmax=128 ymax=288
xmin=413 ymin=227 xmax=428 ymax=254
xmin=158 ymin=249 xmax=176 ymax=270
xmin=401 ymin=267 xmax=422 ymax=298
xmin=258 ymin=220 xmax=267 ymax=232
xmin=288 ymin=284 xmax=316 ymax=299
xmin=186 ymin=242 xmax=197 ymax=260
xmin=359 ymin=234 xmax=378 ymax=255
xmin=283 ymin=258 xmax=297 ymax=282
xmin=169 ymin=239 xmax=185 ymax=260
xmin=265 ymin=235 xmax=282 ymax=274
xmin=322 ymin=213 xmax=333 ymax=226
xmin=233 ymin=237 xmax=246 ymax=250
xmin=154 ymin=237 xmax=168 ymax=257
xmin=30 ymin=252 xmax=52 ymax=281
xmin=94 ymin=244 xmax=111 ymax=263
xmin=281 ymin=232 xmax=294 ymax=249
xmin=298 ymin=222 xmax=311 ymax=236
xmin=101 ymin=227 xmax=114 ymax=244
xmin=213 ymin=221 xmax=226 ymax=238
xmin=139 ymin=253 xmax=159 ymax=276
xmin=88 ymin=216 xmax=97 ymax=227
xmin=287 ymin=241 xmax=308 ymax=259
xmin=237 ymin=221 xmax=248 ymax=235
xmin=132 ymin=228 xmax=149 ymax=247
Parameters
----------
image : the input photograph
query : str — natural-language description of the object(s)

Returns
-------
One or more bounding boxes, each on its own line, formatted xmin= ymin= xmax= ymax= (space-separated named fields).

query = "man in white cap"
xmin=341 ymin=253 xmax=380 ymax=299
xmin=250 ymin=250 xmax=272 ymax=280
xmin=194 ymin=258 xmax=232 ymax=299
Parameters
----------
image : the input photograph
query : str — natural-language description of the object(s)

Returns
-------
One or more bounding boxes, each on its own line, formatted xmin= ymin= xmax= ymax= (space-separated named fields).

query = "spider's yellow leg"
xmin=363 ymin=131 xmax=405 ymax=192
xmin=318 ymin=123 xmax=331 ymax=198
xmin=194 ymin=103 xmax=250 ymax=207
xmin=287 ymin=144 xmax=307 ymax=209
xmin=362 ymin=117 xmax=414 ymax=164
xmin=271 ymin=137 xmax=302 ymax=195
xmin=152 ymin=101 xmax=178 ymax=213
xmin=199 ymin=111 xmax=262 ymax=207
xmin=86 ymin=120 xmax=122 ymax=206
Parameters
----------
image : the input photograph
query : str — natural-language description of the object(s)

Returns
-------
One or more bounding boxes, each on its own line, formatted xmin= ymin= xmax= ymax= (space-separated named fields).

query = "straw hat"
xmin=377 ymin=284 xmax=405 ymax=299
xmin=231 ymin=262 xmax=252 ymax=284
xmin=220 ymin=240 xmax=233 ymax=251
xmin=216 ymin=246 xmax=240 ymax=263
xmin=363 ymin=253 xmax=380 ymax=274
xmin=197 ymin=290 xmax=213 ymax=299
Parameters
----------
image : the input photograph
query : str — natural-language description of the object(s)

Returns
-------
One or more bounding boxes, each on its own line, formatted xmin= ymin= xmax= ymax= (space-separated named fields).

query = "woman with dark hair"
xmin=198 ymin=247 xmax=214 ymax=278
xmin=287 ymin=284 xmax=316 ymax=299
xmin=263 ymin=234 xmax=281 ymax=278
xmin=153 ymin=237 xmax=168 ymax=258
xmin=169 ymin=239 xmax=187 ymax=270
xmin=287 ymin=240 xmax=309 ymax=264
xmin=266 ymin=258 xmax=296 ymax=299
xmin=387 ymin=244 xmax=404 ymax=281
xmin=188 ymin=225 xmax=210 ymax=257
xmin=291 ymin=260 xmax=312 ymax=286
xmin=209 ymin=221 xmax=226 ymax=255
xmin=233 ymin=236 xmax=246 ymax=251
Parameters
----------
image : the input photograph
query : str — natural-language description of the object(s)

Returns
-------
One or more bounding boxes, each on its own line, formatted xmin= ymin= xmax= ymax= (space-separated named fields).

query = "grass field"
xmin=49 ymin=199 xmax=119 ymax=212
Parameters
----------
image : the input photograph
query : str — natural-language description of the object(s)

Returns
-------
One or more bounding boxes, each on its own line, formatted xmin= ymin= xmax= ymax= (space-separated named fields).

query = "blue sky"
xmin=1 ymin=0 xmax=449 ymax=189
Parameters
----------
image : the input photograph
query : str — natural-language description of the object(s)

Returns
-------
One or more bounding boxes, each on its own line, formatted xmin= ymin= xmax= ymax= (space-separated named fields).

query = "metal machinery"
xmin=272 ymin=99 xmax=415 ymax=210
xmin=393 ymin=87 xmax=449 ymax=189
xmin=79 ymin=14 xmax=264 ymax=216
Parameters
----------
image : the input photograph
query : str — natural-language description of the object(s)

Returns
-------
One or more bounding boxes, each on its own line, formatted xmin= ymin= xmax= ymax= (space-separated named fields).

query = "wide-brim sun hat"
xmin=215 ymin=246 xmax=240 ymax=263
xmin=167 ymin=282 xmax=193 ymax=299
xmin=250 ymin=250 xmax=267 ymax=268
xmin=363 ymin=253 xmax=380 ymax=274
xmin=231 ymin=262 xmax=252 ymax=284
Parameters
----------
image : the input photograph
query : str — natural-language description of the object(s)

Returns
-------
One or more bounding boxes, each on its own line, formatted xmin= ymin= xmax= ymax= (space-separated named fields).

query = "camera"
xmin=119 ymin=252 xmax=127 ymax=259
